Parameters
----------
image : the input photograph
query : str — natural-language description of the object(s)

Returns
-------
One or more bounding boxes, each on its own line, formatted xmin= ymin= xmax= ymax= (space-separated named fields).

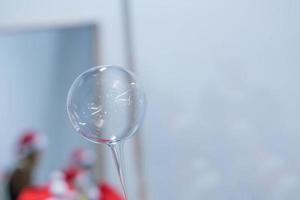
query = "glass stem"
xmin=108 ymin=142 xmax=128 ymax=200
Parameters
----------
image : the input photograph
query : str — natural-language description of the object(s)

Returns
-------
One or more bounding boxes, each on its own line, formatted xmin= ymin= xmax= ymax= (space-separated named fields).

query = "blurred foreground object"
xmin=7 ymin=130 xmax=46 ymax=200
xmin=63 ymin=148 xmax=123 ymax=200
xmin=18 ymin=148 xmax=122 ymax=200
xmin=18 ymin=171 xmax=76 ymax=200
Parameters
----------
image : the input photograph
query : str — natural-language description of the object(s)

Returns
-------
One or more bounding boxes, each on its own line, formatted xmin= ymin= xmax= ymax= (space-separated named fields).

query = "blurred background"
xmin=0 ymin=0 xmax=299 ymax=200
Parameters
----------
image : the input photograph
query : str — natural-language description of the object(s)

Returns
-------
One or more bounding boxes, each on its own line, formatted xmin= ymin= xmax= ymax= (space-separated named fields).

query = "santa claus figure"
xmin=7 ymin=130 xmax=46 ymax=200
xmin=18 ymin=170 xmax=76 ymax=200
xmin=18 ymin=148 xmax=123 ymax=200
xmin=63 ymin=148 xmax=123 ymax=200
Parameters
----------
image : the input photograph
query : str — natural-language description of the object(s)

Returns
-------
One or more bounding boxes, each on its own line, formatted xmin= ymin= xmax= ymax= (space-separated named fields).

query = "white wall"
xmin=0 ymin=0 xmax=125 ymax=66
xmin=0 ymin=0 xmax=300 ymax=199
xmin=133 ymin=0 xmax=300 ymax=199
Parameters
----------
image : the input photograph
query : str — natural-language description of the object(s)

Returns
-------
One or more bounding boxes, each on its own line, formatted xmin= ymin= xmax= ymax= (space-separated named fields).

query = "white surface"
xmin=133 ymin=0 xmax=300 ymax=199
xmin=0 ymin=0 xmax=124 ymax=66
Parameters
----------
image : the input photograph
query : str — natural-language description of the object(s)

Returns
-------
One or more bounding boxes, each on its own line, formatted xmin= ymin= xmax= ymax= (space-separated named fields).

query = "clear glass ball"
xmin=67 ymin=65 xmax=145 ymax=144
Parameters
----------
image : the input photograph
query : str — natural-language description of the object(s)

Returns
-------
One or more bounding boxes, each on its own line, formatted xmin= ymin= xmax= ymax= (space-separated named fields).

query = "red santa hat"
xmin=17 ymin=130 xmax=46 ymax=159
xmin=69 ymin=148 xmax=96 ymax=169
xmin=63 ymin=148 xmax=96 ymax=189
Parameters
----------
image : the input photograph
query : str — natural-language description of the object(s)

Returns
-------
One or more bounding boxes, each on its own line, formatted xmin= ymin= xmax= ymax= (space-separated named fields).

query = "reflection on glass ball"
xmin=67 ymin=65 xmax=145 ymax=144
